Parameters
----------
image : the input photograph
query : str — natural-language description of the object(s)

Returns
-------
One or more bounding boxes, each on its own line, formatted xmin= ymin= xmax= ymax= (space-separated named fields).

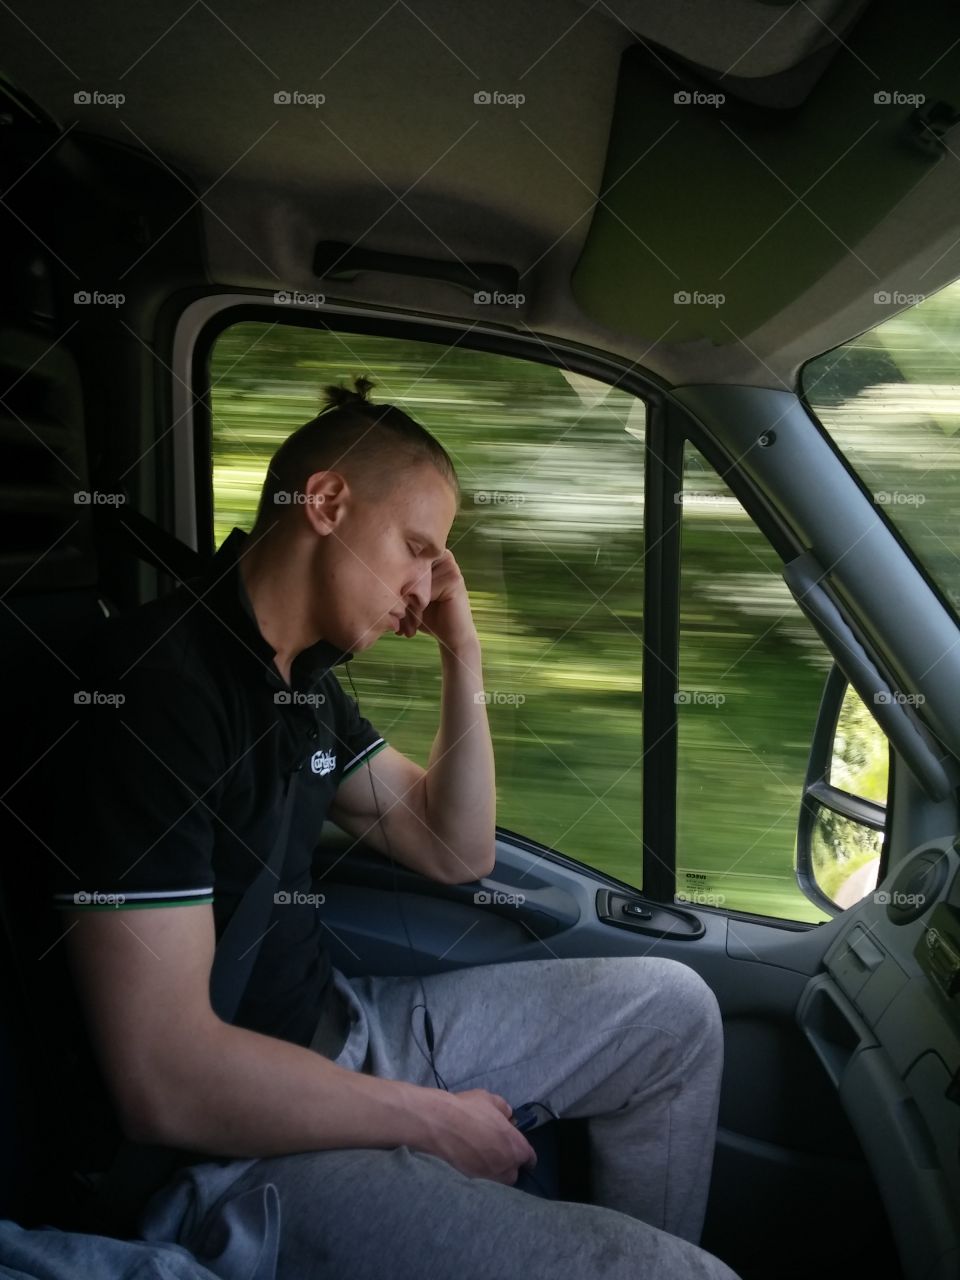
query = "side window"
xmin=677 ymin=442 xmax=879 ymax=924
xmin=209 ymin=324 xmax=647 ymax=885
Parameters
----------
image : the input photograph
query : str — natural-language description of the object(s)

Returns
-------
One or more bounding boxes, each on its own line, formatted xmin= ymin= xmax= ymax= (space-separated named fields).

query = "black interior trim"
xmin=640 ymin=398 xmax=683 ymax=901
xmin=806 ymin=780 xmax=886 ymax=830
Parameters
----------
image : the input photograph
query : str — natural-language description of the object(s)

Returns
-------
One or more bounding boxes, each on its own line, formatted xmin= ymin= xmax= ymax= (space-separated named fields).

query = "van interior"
xmin=1 ymin=2 xmax=960 ymax=1278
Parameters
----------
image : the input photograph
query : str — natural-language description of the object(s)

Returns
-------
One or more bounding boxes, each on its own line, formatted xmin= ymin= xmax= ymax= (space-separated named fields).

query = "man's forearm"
xmin=137 ymin=1015 xmax=433 ymax=1157
xmin=423 ymin=637 xmax=496 ymax=881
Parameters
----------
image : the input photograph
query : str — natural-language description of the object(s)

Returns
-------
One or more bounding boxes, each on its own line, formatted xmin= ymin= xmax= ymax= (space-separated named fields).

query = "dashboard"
xmin=797 ymin=842 xmax=960 ymax=1280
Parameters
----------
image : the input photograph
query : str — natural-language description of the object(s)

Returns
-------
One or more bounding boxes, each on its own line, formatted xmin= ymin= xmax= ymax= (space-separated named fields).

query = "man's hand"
xmin=416 ymin=1087 xmax=537 ymax=1185
xmin=396 ymin=550 xmax=477 ymax=652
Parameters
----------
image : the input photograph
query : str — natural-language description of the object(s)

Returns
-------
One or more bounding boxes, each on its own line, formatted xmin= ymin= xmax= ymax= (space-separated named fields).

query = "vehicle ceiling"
xmin=5 ymin=0 xmax=960 ymax=389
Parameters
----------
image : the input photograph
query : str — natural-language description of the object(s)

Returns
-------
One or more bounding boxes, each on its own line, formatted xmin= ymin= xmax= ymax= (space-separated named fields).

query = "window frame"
xmin=188 ymin=299 xmax=819 ymax=928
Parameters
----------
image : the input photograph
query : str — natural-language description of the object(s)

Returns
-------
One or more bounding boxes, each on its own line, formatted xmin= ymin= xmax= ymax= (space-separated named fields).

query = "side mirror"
xmin=796 ymin=664 xmax=890 ymax=914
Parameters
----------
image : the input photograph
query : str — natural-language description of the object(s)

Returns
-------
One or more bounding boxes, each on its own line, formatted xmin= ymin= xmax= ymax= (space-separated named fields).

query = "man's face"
xmin=313 ymin=461 xmax=458 ymax=653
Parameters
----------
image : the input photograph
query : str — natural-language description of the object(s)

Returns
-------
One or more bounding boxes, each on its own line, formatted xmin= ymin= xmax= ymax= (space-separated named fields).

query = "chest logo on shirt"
xmin=310 ymin=748 xmax=337 ymax=776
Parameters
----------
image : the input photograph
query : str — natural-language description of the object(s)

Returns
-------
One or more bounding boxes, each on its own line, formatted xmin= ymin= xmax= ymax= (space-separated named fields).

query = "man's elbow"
xmin=433 ymin=845 xmax=496 ymax=884
xmin=112 ymin=1074 xmax=175 ymax=1147
xmin=108 ymin=1031 xmax=218 ymax=1150
xmin=121 ymin=1100 xmax=167 ymax=1147
xmin=119 ymin=1071 xmax=210 ymax=1152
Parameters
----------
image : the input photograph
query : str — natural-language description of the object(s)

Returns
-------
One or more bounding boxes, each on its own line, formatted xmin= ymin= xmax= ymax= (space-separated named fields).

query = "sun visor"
xmin=571 ymin=1 xmax=960 ymax=346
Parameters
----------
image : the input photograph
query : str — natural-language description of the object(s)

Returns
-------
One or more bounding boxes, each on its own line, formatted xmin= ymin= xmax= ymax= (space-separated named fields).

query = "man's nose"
xmin=406 ymin=568 xmax=433 ymax=613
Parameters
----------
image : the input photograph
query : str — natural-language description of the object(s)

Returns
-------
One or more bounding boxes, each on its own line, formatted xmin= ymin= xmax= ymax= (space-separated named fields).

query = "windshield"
xmin=802 ymin=278 xmax=960 ymax=617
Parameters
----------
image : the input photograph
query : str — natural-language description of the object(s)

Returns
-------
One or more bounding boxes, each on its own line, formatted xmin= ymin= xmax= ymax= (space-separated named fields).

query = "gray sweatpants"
xmin=141 ymin=955 xmax=740 ymax=1279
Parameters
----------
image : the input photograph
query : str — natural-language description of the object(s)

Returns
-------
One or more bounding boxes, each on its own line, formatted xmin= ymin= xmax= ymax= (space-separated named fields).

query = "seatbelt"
xmin=83 ymin=771 xmax=301 ymax=1236
xmin=92 ymin=497 xmax=210 ymax=584
xmin=209 ymin=771 xmax=301 ymax=1023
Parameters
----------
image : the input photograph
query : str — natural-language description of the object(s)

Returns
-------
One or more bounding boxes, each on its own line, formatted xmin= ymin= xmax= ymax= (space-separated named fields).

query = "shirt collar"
xmin=203 ymin=527 xmax=354 ymax=691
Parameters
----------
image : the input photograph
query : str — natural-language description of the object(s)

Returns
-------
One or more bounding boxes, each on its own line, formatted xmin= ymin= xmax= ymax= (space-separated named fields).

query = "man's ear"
xmin=301 ymin=470 xmax=349 ymax=537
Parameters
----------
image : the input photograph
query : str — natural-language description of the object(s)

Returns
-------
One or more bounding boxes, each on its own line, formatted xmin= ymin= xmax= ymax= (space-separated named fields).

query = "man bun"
xmin=320 ymin=374 xmax=376 ymax=412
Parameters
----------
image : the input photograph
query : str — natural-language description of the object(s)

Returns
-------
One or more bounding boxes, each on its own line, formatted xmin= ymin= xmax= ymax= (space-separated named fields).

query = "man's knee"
xmin=601 ymin=954 xmax=718 ymax=1009
xmin=600 ymin=955 xmax=723 ymax=1052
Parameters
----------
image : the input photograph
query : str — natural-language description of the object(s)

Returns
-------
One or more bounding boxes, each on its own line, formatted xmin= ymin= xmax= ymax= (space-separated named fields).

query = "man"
xmin=37 ymin=377 xmax=739 ymax=1279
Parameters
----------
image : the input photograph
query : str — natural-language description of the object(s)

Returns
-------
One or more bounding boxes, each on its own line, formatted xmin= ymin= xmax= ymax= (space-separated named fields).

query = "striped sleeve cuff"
xmin=52 ymin=887 xmax=214 ymax=911
xmin=340 ymin=738 xmax=388 ymax=779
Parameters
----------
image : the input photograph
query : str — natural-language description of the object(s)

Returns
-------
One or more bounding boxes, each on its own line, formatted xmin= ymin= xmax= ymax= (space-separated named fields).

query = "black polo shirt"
xmin=41 ymin=526 xmax=387 ymax=1048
